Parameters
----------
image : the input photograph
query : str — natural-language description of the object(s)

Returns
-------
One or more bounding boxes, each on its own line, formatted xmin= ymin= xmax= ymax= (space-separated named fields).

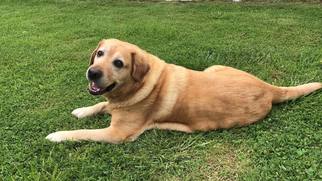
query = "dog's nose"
xmin=88 ymin=68 xmax=103 ymax=81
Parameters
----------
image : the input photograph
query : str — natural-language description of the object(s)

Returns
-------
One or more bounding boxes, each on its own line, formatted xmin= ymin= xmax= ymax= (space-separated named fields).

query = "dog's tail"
xmin=271 ymin=82 xmax=322 ymax=103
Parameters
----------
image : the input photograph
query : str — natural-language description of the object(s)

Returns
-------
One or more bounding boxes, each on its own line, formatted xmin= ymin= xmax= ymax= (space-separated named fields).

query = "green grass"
xmin=0 ymin=0 xmax=322 ymax=180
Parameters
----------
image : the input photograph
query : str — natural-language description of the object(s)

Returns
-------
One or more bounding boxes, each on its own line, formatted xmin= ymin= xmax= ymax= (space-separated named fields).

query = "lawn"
xmin=0 ymin=0 xmax=321 ymax=180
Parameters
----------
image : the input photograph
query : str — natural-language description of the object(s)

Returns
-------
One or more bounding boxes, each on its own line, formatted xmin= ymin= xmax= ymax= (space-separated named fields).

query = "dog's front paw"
xmin=72 ymin=107 xmax=93 ymax=119
xmin=46 ymin=131 xmax=67 ymax=142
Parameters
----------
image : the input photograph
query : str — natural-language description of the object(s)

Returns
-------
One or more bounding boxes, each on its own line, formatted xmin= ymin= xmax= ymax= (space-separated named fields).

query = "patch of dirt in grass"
xmin=198 ymin=143 xmax=251 ymax=181
xmin=155 ymin=142 xmax=252 ymax=181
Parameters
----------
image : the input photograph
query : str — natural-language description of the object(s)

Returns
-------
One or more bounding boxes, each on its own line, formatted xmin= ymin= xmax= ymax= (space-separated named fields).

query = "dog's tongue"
xmin=91 ymin=82 xmax=101 ymax=92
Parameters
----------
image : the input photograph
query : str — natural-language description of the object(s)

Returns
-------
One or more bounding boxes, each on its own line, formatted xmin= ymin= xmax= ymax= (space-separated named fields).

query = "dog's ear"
xmin=131 ymin=52 xmax=150 ymax=82
xmin=89 ymin=41 xmax=104 ymax=65
xmin=89 ymin=48 xmax=97 ymax=65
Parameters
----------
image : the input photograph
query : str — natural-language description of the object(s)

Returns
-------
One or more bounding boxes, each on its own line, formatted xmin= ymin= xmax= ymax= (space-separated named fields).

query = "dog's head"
xmin=86 ymin=39 xmax=150 ymax=96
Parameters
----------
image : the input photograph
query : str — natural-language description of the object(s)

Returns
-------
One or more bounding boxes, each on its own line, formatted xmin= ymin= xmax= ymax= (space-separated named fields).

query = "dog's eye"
xmin=97 ymin=50 xmax=104 ymax=57
xmin=113 ymin=59 xmax=124 ymax=68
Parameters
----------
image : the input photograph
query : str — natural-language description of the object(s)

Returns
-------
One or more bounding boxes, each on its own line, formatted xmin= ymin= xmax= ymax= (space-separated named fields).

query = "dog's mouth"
xmin=88 ymin=81 xmax=117 ymax=95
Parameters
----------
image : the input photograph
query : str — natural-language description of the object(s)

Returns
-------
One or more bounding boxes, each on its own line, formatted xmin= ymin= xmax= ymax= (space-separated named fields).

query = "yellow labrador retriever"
xmin=46 ymin=39 xmax=322 ymax=143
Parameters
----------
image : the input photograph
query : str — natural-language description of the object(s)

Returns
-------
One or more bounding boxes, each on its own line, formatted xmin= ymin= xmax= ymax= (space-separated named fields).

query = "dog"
xmin=46 ymin=39 xmax=322 ymax=143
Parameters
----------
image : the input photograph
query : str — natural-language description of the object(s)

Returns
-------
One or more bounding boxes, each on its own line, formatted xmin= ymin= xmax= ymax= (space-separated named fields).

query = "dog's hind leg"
xmin=72 ymin=102 xmax=110 ymax=119
xmin=153 ymin=122 xmax=193 ymax=133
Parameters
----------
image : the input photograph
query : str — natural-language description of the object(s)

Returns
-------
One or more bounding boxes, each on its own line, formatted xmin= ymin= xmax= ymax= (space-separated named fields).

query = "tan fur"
xmin=46 ymin=39 xmax=322 ymax=143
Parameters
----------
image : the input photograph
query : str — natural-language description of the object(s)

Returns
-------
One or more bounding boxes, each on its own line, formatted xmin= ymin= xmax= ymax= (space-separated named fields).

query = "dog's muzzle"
xmin=88 ymin=81 xmax=117 ymax=95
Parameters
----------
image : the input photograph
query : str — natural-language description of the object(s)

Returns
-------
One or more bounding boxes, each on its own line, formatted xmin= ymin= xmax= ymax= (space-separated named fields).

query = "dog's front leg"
xmin=72 ymin=102 xmax=110 ymax=119
xmin=45 ymin=126 xmax=129 ymax=143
